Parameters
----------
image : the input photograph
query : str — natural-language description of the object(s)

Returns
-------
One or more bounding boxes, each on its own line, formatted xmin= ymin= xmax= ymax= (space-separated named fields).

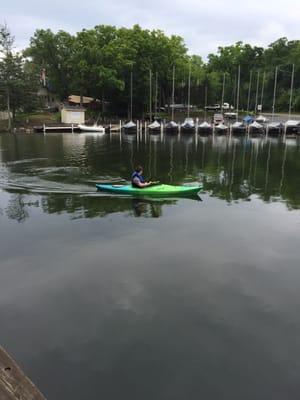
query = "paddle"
xmin=147 ymin=180 xmax=160 ymax=186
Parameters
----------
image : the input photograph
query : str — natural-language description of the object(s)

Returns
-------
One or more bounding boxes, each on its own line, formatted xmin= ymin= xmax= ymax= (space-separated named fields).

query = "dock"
xmin=33 ymin=123 xmax=81 ymax=133
xmin=0 ymin=346 xmax=46 ymax=400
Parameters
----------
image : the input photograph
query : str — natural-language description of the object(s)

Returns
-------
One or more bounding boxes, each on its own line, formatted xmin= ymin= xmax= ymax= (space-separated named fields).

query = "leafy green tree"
xmin=0 ymin=24 xmax=39 ymax=130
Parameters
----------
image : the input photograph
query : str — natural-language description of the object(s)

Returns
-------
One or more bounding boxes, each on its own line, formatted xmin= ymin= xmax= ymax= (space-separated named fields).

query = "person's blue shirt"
xmin=131 ymin=171 xmax=145 ymax=187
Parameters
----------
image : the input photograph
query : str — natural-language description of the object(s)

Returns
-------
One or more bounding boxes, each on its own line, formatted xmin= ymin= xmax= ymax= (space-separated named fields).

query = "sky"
xmin=3 ymin=0 xmax=300 ymax=59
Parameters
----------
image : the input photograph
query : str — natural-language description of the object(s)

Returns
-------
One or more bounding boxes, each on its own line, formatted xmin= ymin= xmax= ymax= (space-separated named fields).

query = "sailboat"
xmin=181 ymin=64 xmax=195 ymax=134
xmin=256 ymin=115 xmax=269 ymax=123
xmin=267 ymin=121 xmax=283 ymax=135
xmin=165 ymin=66 xmax=179 ymax=135
xmin=232 ymin=65 xmax=246 ymax=135
xmin=215 ymin=122 xmax=229 ymax=134
xmin=284 ymin=64 xmax=300 ymax=135
xmin=149 ymin=71 xmax=161 ymax=134
xmin=285 ymin=120 xmax=300 ymax=135
xmin=266 ymin=66 xmax=281 ymax=136
xmin=198 ymin=86 xmax=212 ymax=135
xmin=249 ymin=120 xmax=264 ymax=135
xmin=124 ymin=70 xmax=137 ymax=134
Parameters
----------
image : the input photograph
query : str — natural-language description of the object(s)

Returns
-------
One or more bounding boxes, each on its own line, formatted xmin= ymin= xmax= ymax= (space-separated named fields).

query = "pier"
xmin=0 ymin=346 xmax=46 ymax=400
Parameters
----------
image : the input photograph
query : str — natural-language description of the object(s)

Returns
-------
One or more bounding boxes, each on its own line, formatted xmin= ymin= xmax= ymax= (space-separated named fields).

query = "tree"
xmin=0 ymin=24 xmax=39 ymax=130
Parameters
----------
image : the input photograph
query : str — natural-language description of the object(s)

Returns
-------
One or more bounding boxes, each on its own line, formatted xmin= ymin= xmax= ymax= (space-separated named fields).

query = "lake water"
xmin=1 ymin=131 xmax=300 ymax=400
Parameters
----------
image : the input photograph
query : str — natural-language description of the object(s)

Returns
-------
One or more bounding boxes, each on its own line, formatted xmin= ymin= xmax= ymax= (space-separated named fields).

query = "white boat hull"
xmin=78 ymin=124 xmax=105 ymax=133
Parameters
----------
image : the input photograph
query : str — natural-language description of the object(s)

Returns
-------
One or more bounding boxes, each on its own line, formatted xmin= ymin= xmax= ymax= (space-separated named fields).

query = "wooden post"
xmin=0 ymin=346 xmax=46 ymax=399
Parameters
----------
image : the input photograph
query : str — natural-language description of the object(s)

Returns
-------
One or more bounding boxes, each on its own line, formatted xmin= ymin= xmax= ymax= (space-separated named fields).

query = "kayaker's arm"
xmin=132 ymin=177 xmax=152 ymax=187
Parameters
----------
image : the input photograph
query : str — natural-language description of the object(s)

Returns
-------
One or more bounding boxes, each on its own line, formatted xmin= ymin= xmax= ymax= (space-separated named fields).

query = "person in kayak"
xmin=131 ymin=165 xmax=153 ymax=188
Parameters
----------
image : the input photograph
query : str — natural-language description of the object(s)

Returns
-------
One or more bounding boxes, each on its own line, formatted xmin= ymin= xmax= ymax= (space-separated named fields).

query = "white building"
xmin=61 ymin=105 xmax=86 ymax=124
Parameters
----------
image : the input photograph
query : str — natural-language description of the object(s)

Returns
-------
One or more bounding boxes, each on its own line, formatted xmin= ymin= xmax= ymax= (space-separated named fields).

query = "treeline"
xmin=1 ymin=23 xmax=300 ymax=124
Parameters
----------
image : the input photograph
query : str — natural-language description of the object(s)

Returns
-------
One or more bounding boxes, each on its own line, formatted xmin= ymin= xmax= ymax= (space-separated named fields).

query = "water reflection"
xmin=0 ymin=133 xmax=300 ymax=221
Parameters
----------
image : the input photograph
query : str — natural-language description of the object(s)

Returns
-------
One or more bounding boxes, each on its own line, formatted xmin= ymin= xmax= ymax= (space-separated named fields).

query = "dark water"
xmin=1 ymin=131 xmax=300 ymax=400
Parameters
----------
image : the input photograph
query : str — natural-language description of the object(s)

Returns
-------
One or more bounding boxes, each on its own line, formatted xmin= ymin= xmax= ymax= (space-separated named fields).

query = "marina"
xmin=32 ymin=113 xmax=300 ymax=137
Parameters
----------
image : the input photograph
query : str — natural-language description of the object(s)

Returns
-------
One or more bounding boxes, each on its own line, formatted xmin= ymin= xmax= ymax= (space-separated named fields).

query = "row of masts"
xmin=127 ymin=63 xmax=297 ymax=125
xmin=123 ymin=63 xmax=299 ymax=136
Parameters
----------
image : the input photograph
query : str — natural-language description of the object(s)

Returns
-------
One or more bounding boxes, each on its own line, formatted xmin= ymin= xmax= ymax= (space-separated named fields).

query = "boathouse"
xmin=61 ymin=105 xmax=86 ymax=124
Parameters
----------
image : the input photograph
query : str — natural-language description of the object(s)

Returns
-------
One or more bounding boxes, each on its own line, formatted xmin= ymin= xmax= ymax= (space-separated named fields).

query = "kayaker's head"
xmin=134 ymin=165 xmax=143 ymax=175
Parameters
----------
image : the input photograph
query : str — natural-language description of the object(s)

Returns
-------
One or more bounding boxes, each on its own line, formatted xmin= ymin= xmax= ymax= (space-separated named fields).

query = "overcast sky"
xmin=3 ymin=0 xmax=300 ymax=59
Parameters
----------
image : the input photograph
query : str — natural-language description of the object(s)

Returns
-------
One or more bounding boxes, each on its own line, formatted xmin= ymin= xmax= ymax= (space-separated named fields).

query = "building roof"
xmin=68 ymin=95 xmax=100 ymax=104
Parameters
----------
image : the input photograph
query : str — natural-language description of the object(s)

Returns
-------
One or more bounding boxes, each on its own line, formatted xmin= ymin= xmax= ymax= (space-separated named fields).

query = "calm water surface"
xmin=1 ymin=131 xmax=300 ymax=399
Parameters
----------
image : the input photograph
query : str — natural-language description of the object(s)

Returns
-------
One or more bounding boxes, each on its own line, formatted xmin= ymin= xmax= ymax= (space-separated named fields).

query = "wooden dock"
xmin=0 ymin=346 xmax=46 ymax=400
xmin=33 ymin=123 xmax=81 ymax=133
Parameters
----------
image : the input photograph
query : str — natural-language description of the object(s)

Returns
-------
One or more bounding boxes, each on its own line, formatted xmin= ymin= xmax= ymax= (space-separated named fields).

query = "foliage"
xmin=2 ymin=23 xmax=300 ymax=124
xmin=0 ymin=24 xmax=39 ymax=130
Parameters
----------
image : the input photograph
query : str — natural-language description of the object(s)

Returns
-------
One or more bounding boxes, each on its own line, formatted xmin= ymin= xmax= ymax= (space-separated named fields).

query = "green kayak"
xmin=96 ymin=183 xmax=202 ymax=196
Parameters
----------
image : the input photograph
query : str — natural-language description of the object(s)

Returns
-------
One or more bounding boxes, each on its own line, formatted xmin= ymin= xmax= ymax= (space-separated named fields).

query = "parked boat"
xmin=181 ymin=117 xmax=195 ymax=133
xmin=124 ymin=70 xmax=136 ymax=134
xmin=231 ymin=121 xmax=246 ymax=135
xmin=256 ymin=115 xmax=269 ymax=124
xmin=166 ymin=65 xmax=178 ymax=135
xmin=165 ymin=120 xmax=179 ymax=134
xmin=249 ymin=121 xmax=264 ymax=135
xmin=215 ymin=123 xmax=228 ymax=134
xmin=148 ymin=120 xmax=161 ymax=134
xmin=267 ymin=121 xmax=283 ymax=136
xmin=181 ymin=64 xmax=195 ymax=134
xmin=243 ymin=115 xmax=254 ymax=124
xmin=285 ymin=120 xmax=300 ymax=135
xmin=78 ymin=124 xmax=105 ymax=133
xmin=224 ymin=112 xmax=237 ymax=120
xmin=213 ymin=113 xmax=224 ymax=125
xmin=198 ymin=121 xmax=212 ymax=135
xmin=123 ymin=120 xmax=137 ymax=134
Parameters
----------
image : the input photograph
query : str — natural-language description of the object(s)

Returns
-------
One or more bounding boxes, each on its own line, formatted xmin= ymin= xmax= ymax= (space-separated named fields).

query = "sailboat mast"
xmin=288 ymin=63 xmax=295 ymax=118
xmin=272 ymin=66 xmax=278 ymax=121
xmin=236 ymin=65 xmax=240 ymax=120
xmin=130 ymin=69 xmax=133 ymax=121
xmin=155 ymin=71 xmax=158 ymax=117
xmin=247 ymin=70 xmax=252 ymax=113
xmin=204 ymin=85 xmax=208 ymax=121
xmin=260 ymin=71 xmax=265 ymax=113
xmin=221 ymin=73 xmax=226 ymax=112
xmin=187 ymin=63 xmax=191 ymax=118
xmin=254 ymin=71 xmax=260 ymax=114
xmin=149 ymin=69 xmax=152 ymax=122
xmin=171 ymin=65 xmax=175 ymax=121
